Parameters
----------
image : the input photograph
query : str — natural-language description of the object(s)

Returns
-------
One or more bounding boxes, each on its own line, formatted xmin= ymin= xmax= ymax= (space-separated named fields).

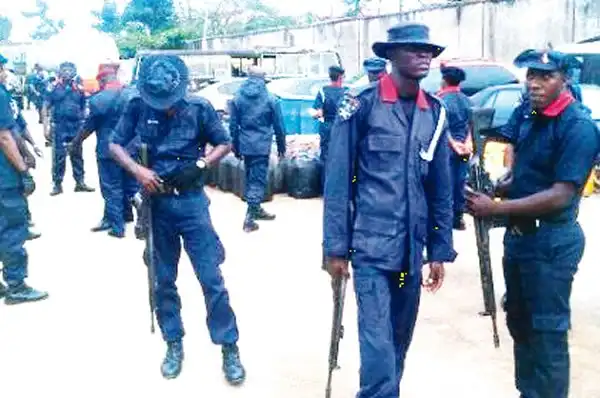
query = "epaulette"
xmin=186 ymin=94 xmax=212 ymax=109
xmin=338 ymin=83 xmax=376 ymax=121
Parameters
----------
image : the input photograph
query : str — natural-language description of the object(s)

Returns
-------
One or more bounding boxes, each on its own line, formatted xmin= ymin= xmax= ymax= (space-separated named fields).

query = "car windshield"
xmin=267 ymin=78 xmax=330 ymax=97
xmin=421 ymin=65 xmax=519 ymax=95
xmin=581 ymin=85 xmax=600 ymax=120
xmin=216 ymin=80 xmax=245 ymax=95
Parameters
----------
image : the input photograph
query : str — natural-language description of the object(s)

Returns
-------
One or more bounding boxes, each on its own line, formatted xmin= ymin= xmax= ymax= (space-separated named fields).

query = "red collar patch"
xmin=436 ymin=85 xmax=461 ymax=97
xmin=379 ymin=74 xmax=429 ymax=110
xmin=542 ymin=91 xmax=575 ymax=117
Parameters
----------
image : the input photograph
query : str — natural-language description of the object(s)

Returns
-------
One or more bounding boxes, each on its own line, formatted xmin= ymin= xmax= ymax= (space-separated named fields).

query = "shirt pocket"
xmin=365 ymin=134 xmax=403 ymax=172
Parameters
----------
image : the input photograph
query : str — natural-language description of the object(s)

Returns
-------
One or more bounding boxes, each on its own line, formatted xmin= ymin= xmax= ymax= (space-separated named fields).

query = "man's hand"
xmin=134 ymin=165 xmax=164 ymax=193
xmin=326 ymin=257 xmax=350 ymax=278
xmin=422 ymin=262 xmax=445 ymax=293
xmin=21 ymin=172 xmax=36 ymax=196
xmin=467 ymin=191 xmax=498 ymax=217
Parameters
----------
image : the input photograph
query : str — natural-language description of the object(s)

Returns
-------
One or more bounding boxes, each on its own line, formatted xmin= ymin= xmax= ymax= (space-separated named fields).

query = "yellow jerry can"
xmin=583 ymin=171 xmax=595 ymax=197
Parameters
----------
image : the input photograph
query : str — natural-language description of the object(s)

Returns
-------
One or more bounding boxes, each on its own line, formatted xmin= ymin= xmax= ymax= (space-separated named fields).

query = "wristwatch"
xmin=196 ymin=158 xmax=208 ymax=169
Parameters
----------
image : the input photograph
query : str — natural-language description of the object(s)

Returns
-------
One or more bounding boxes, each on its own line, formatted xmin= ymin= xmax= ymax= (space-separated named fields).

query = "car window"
xmin=267 ymin=78 xmax=329 ymax=97
xmin=482 ymin=92 xmax=497 ymax=108
xmin=581 ymin=86 xmax=600 ymax=120
xmin=492 ymin=89 xmax=522 ymax=126
xmin=217 ymin=80 xmax=244 ymax=95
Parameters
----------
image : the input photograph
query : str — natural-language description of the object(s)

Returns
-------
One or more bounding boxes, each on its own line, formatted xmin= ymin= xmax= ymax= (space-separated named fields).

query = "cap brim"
xmin=372 ymin=41 xmax=445 ymax=59
xmin=516 ymin=61 xmax=560 ymax=72
xmin=139 ymin=88 xmax=186 ymax=110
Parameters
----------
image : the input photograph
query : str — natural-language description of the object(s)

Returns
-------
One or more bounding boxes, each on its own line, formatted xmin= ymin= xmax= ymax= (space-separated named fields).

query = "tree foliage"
xmin=93 ymin=0 xmax=122 ymax=34
xmin=122 ymin=0 xmax=177 ymax=34
xmin=0 ymin=16 xmax=12 ymax=41
xmin=22 ymin=0 xmax=64 ymax=40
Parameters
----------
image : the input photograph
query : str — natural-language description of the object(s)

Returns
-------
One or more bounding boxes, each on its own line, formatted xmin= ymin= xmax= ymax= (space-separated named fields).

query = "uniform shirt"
xmin=83 ymin=82 xmax=127 ymax=159
xmin=112 ymin=96 xmax=231 ymax=178
xmin=45 ymin=82 xmax=86 ymax=122
xmin=313 ymin=85 xmax=346 ymax=124
xmin=0 ymin=83 xmax=20 ymax=190
xmin=503 ymin=91 xmax=600 ymax=223
xmin=437 ymin=86 xmax=472 ymax=142
xmin=323 ymin=74 xmax=456 ymax=274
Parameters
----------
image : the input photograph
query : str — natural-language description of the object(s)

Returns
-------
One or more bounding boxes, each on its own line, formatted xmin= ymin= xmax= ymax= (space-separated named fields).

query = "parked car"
xmin=193 ymin=78 xmax=246 ymax=117
xmin=349 ymin=59 xmax=522 ymax=96
xmin=266 ymin=77 xmax=332 ymax=134
xmin=470 ymin=83 xmax=600 ymax=129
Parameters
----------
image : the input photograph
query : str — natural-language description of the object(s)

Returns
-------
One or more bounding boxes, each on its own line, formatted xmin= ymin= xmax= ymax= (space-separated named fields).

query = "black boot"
xmin=0 ymin=282 xmax=6 ymax=299
xmin=453 ymin=216 xmax=466 ymax=231
xmin=243 ymin=211 xmax=259 ymax=233
xmin=108 ymin=227 xmax=125 ymax=239
xmin=27 ymin=229 xmax=42 ymax=241
xmin=50 ymin=184 xmax=63 ymax=196
xmin=91 ymin=220 xmax=111 ymax=232
xmin=254 ymin=206 xmax=276 ymax=221
xmin=161 ymin=340 xmax=184 ymax=379
xmin=222 ymin=344 xmax=246 ymax=386
xmin=74 ymin=182 xmax=95 ymax=193
xmin=4 ymin=283 xmax=49 ymax=305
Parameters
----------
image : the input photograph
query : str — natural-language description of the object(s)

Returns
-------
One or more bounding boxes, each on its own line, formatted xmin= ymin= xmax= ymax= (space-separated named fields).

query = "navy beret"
xmin=513 ymin=49 xmax=582 ymax=73
xmin=440 ymin=65 xmax=466 ymax=83
xmin=363 ymin=57 xmax=387 ymax=73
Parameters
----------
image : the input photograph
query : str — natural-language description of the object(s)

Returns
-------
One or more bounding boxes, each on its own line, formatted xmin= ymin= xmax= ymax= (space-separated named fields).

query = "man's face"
xmin=387 ymin=45 xmax=434 ymax=80
xmin=526 ymin=69 xmax=565 ymax=110
xmin=367 ymin=72 xmax=379 ymax=83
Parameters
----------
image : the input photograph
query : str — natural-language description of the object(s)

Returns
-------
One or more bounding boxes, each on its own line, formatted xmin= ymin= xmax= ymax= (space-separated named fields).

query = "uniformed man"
xmin=26 ymin=64 xmax=46 ymax=122
xmin=363 ymin=56 xmax=387 ymax=82
xmin=9 ymin=98 xmax=43 ymax=241
xmin=310 ymin=65 xmax=346 ymax=188
xmin=43 ymin=61 xmax=94 ymax=196
xmin=0 ymin=53 xmax=48 ymax=304
xmin=229 ymin=66 xmax=286 ymax=232
xmin=467 ymin=49 xmax=600 ymax=398
xmin=71 ymin=67 xmax=137 ymax=238
xmin=323 ymin=23 xmax=456 ymax=397
xmin=437 ymin=65 xmax=473 ymax=230
xmin=109 ymin=55 xmax=246 ymax=383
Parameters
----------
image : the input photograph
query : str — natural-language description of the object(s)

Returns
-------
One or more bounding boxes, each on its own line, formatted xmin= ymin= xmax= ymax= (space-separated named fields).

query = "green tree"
xmin=122 ymin=0 xmax=177 ymax=34
xmin=22 ymin=0 xmax=64 ymax=40
xmin=0 ymin=16 xmax=12 ymax=41
xmin=93 ymin=0 xmax=122 ymax=34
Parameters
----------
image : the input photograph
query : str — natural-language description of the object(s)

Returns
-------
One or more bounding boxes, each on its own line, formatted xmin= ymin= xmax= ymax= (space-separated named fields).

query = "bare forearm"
xmin=0 ymin=131 xmax=28 ymax=172
xmin=23 ymin=129 xmax=36 ymax=147
xmin=109 ymin=143 xmax=139 ymax=176
xmin=496 ymin=185 xmax=573 ymax=217
xmin=204 ymin=143 xmax=231 ymax=167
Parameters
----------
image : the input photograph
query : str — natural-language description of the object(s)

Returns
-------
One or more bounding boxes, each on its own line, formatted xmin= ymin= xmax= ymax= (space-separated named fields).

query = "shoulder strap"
xmin=419 ymin=105 xmax=447 ymax=162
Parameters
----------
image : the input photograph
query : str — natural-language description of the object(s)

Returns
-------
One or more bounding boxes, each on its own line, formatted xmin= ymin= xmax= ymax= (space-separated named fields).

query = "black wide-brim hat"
xmin=372 ymin=22 xmax=445 ymax=59
xmin=138 ymin=55 xmax=189 ymax=110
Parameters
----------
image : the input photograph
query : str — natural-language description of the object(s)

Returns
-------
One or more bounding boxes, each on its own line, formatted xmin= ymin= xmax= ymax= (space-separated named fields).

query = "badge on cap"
xmin=541 ymin=52 xmax=549 ymax=64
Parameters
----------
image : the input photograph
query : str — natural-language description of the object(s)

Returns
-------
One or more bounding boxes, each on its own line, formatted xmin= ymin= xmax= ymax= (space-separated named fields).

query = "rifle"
xmin=467 ymin=108 xmax=500 ymax=348
xmin=325 ymin=274 xmax=348 ymax=398
xmin=131 ymin=143 xmax=157 ymax=334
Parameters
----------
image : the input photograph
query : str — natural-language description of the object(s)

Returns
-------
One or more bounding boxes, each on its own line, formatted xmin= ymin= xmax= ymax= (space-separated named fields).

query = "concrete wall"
xmin=200 ymin=0 xmax=600 ymax=76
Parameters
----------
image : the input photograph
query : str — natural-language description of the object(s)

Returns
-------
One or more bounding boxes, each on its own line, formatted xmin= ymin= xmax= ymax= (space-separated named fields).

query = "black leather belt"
xmin=155 ymin=182 xmax=203 ymax=196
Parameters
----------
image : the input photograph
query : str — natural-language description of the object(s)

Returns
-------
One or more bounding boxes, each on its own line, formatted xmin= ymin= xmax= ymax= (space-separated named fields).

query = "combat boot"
xmin=50 ymin=184 xmax=63 ymax=196
xmin=0 ymin=282 xmax=6 ymax=299
xmin=243 ymin=211 xmax=259 ymax=233
xmin=254 ymin=206 xmax=276 ymax=221
xmin=4 ymin=283 xmax=49 ymax=305
xmin=91 ymin=219 xmax=111 ymax=232
xmin=108 ymin=228 xmax=125 ymax=239
xmin=222 ymin=343 xmax=246 ymax=386
xmin=161 ymin=340 xmax=184 ymax=379
xmin=74 ymin=182 xmax=95 ymax=193
xmin=27 ymin=228 xmax=42 ymax=241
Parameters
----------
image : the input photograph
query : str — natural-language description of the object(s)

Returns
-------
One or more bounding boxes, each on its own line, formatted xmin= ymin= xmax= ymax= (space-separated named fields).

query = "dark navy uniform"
xmin=313 ymin=84 xmax=346 ymax=165
xmin=229 ymin=73 xmax=286 ymax=231
xmin=438 ymin=66 xmax=473 ymax=228
xmin=45 ymin=62 xmax=93 ymax=195
xmin=111 ymin=55 xmax=244 ymax=383
xmin=323 ymin=73 xmax=456 ymax=396
xmin=0 ymin=55 xmax=48 ymax=304
xmin=497 ymin=50 xmax=600 ymax=397
xmin=79 ymin=80 xmax=138 ymax=236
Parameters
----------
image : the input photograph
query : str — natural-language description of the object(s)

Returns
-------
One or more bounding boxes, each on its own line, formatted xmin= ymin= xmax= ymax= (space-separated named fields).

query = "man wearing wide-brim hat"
xmin=109 ymin=54 xmax=246 ymax=384
xmin=468 ymin=48 xmax=600 ymax=398
xmin=323 ymin=22 xmax=456 ymax=397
